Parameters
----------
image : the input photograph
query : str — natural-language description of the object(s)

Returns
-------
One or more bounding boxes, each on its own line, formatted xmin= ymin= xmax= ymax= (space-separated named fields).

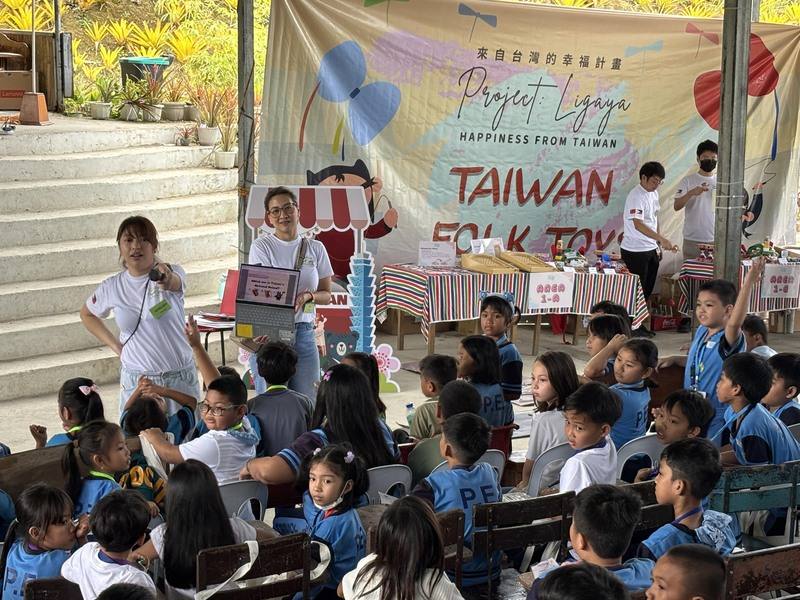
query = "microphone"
xmin=148 ymin=268 xmax=165 ymax=282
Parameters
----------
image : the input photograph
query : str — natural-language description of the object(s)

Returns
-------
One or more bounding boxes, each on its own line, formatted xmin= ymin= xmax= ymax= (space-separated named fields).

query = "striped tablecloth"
xmin=677 ymin=260 xmax=800 ymax=314
xmin=376 ymin=264 xmax=649 ymax=341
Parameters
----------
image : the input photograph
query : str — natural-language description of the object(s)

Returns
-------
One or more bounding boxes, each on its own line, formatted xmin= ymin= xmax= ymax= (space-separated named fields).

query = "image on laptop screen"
xmin=237 ymin=265 xmax=298 ymax=308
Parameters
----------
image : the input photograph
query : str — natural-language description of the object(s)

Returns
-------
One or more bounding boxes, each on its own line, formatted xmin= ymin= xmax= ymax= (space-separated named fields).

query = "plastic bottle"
xmin=405 ymin=403 xmax=415 ymax=429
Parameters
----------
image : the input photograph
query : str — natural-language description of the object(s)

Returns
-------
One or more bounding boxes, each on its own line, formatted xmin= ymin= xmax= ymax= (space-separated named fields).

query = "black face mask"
xmin=700 ymin=159 xmax=717 ymax=172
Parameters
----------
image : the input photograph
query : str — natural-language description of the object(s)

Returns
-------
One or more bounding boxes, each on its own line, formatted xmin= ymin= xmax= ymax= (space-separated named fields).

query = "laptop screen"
xmin=237 ymin=264 xmax=299 ymax=308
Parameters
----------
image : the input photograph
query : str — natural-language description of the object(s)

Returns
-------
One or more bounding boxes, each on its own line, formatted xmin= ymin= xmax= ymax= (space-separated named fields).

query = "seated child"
xmin=583 ymin=315 xmax=629 ymax=379
xmin=742 ymin=314 xmax=777 ymax=359
xmin=635 ymin=389 xmax=714 ymax=482
xmin=274 ymin=444 xmax=368 ymax=598
xmin=589 ymin=301 xmax=633 ymax=335
xmin=638 ymin=438 xmax=736 ymax=560
xmin=559 ymin=382 xmax=622 ymax=494
xmin=62 ymin=490 xmax=155 ymax=600
xmin=479 ymin=293 xmax=523 ymax=401
xmin=610 ymin=338 xmax=657 ymax=450
xmin=530 ymin=485 xmax=652 ymax=597
xmin=716 ymin=353 xmax=800 ymax=466
xmin=249 ymin=341 xmax=313 ymax=456
xmin=413 ymin=413 xmax=501 ymax=588
xmin=407 ymin=380 xmax=482 ymax=485
xmin=142 ymin=375 xmax=259 ymax=483
xmin=63 ymin=421 xmax=135 ymax=517
xmin=30 ymin=378 xmax=105 ymax=448
xmin=458 ymin=335 xmax=514 ymax=427
xmin=520 ymin=351 xmax=580 ymax=492
xmin=410 ymin=354 xmax=458 ymax=439
xmin=1 ymin=484 xmax=89 ymax=600
xmin=536 ymin=562 xmax=628 ymax=600
xmin=340 ymin=495 xmax=463 ymax=600
xmin=343 ymin=352 xmax=388 ymax=420
xmin=121 ymin=376 xmax=196 ymax=444
xmin=763 ymin=353 xmax=800 ymax=426
xmin=645 ymin=544 xmax=726 ymax=600
xmin=659 ymin=263 xmax=761 ymax=438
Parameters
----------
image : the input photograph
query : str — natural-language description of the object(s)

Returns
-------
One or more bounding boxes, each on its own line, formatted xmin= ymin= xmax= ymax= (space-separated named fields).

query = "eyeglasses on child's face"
xmin=198 ymin=402 xmax=236 ymax=417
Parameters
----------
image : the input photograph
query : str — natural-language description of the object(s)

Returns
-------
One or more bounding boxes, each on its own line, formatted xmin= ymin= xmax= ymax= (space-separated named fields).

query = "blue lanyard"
xmin=710 ymin=404 xmax=754 ymax=442
xmin=577 ymin=438 xmax=607 ymax=454
xmin=671 ymin=506 xmax=702 ymax=526
xmin=690 ymin=332 xmax=715 ymax=389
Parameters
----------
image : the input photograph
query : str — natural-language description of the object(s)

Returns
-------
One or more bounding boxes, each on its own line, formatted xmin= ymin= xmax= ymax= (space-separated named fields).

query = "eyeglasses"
xmin=198 ymin=402 xmax=237 ymax=417
xmin=267 ymin=203 xmax=297 ymax=218
xmin=650 ymin=177 xmax=664 ymax=186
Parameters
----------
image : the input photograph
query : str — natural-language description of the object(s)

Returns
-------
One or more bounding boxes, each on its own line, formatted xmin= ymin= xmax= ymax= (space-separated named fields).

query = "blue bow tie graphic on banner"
xmin=316 ymin=41 xmax=401 ymax=147
xmin=458 ymin=3 xmax=497 ymax=41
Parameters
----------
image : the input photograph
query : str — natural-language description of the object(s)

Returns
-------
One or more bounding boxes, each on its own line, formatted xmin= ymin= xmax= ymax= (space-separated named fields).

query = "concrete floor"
xmin=3 ymin=323 xmax=799 ymax=455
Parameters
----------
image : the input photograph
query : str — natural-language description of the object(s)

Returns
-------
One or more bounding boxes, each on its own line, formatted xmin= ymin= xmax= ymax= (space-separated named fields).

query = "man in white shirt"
xmin=620 ymin=161 xmax=677 ymax=337
xmin=674 ymin=140 xmax=718 ymax=260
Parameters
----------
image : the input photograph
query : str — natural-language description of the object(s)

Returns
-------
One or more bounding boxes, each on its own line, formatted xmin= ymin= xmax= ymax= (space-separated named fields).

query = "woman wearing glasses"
xmin=247 ymin=186 xmax=333 ymax=402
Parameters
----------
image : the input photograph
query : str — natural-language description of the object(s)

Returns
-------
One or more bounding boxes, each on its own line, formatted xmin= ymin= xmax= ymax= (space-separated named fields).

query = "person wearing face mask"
xmin=80 ymin=216 xmax=199 ymax=416
xmin=674 ymin=140 xmax=718 ymax=260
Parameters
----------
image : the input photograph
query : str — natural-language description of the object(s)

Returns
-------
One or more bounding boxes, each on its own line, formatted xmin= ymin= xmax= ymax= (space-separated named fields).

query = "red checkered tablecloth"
xmin=677 ymin=260 xmax=800 ymax=315
xmin=376 ymin=264 xmax=649 ymax=341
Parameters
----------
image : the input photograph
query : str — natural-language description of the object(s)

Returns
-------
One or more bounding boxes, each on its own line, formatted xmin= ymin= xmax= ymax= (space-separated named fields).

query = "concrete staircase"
xmin=0 ymin=119 xmax=239 ymax=402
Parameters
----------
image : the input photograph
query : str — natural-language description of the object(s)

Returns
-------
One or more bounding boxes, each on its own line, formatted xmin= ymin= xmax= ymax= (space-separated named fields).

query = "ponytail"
xmin=62 ymin=440 xmax=83 ymax=505
xmin=58 ymin=378 xmax=105 ymax=431
xmin=61 ymin=421 xmax=120 ymax=504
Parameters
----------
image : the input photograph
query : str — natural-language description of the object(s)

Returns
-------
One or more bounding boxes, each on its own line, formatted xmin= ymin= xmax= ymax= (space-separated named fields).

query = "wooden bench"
xmin=724 ymin=542 xmax=800 ymax=599
xmin=23 ymin=578 xmax=81 ymax=600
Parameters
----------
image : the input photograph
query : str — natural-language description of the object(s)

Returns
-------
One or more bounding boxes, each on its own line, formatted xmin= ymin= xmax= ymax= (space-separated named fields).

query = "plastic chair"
xmin=429 ymin=450 xmax=506 ymax=481
xmin=365 ymin=464 xmax=412 ymax=504
xmin=789 ymin=422 xmax=800 ymax=443
xmin=219 ymin=480 xmax=269 ymax=520
xmin=526 ymin=442 xmax=574 ymax=497
xmin=616 ymin=434 xmax=664 ymax=479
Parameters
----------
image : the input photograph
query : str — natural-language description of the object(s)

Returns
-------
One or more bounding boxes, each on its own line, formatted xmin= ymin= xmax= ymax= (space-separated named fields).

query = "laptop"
xmin=235 ymin=264 xmax=300 ymax=343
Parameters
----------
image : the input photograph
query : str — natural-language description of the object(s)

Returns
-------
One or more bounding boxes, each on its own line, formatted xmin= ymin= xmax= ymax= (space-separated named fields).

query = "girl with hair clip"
xmin=342 ymin=352 xmax=387 ymax=419
xmin=29 ymin=378 xmax=105 ymax=449
xmin=479 ymin=294 xmax=523 ymax=402
xmin=131 ymin=460 xmax=270 ymax=599
xmin=274 ymin=444 xmax=369 ymax=599
xmin=61 ymin=421 xmax=143 ymax=518
xmin=518 ymin=352 xmax=581 ymax=492
xmin=457 ymin=335 xmax=513 ymax=427
xmin=1 ymin=484 xmax=89 ymax=600
xmin=340 ymin=495 xmax=463 ymax=600
xmin=241 ymin=364 xmax=397 ymax=486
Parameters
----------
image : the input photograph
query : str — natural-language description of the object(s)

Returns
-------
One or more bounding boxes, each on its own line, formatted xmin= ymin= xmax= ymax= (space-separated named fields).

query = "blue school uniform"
xmin=610 ymin=382 xmax=650 ymax=449
xmin=2 ymin=542 xmax=70 ymax=600
xmin=419 ymin=463 xmax=502 ymax=587
xmin=684 ymin=325 xmax=745 ymax=437
xmin=121 ymin=405 xmax=196 ymax=445
xmin=470 ymin=381 xmax=514 ymax=427
xmin=45 ymin=433 xmax=74 ymax=447
xmin=773 ymin=400 xmax=800 ymax=427
xmin=73 ymin=473 xmax=120 ymax=517
xmin=638 ymin=509 xmax=737 ymax=560
xmin=496 ymin=335 xmax=523 ymax=399
xmin=719 ymin=402 xmax=800 ymax=466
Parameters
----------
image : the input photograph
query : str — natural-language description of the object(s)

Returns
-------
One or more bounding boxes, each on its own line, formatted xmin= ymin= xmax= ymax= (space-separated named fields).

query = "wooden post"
xmin=237 ymin=0 xmax=255 ymax=266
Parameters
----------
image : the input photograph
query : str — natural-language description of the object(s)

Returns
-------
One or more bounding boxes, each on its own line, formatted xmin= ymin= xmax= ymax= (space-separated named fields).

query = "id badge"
xmin=149 ymin=299 xmax=172 ymax=319
xmin=303 ymin=302 xmax=316 ymax=314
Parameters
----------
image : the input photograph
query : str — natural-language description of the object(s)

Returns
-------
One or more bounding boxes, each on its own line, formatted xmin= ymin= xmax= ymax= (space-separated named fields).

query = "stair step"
xmin=0 ymin=119 xmax=185 ymax=156
xmin=0 ymin=293 xmax=224 ymax=362
xmin=0 ymin=145 xmax=216 ymax=182
xmin=0 ymin=192 xmax=237 ymax=248
xmin=0 ymin=168 xmax=237 ymax=214
xmin=0 ymin=222 xmax=237 ymax=285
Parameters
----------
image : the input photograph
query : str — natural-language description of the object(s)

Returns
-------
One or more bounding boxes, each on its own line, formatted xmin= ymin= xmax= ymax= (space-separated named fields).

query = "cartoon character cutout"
xmin=307 ymin=159 xmax=399 ymax=280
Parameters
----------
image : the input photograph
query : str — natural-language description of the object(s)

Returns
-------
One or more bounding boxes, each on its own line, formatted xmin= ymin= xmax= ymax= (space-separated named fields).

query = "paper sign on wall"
xmin=761 ymin=264 xmax=800 ymax=299
xmin=418 ymin=241 xmax=457 ymax=267
xmin=528 ymin=272 xmax=575 ymax=311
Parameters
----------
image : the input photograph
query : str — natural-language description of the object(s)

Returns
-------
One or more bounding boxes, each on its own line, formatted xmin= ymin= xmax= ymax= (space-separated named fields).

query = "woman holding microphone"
xmin=80 ymin=216 xmax=199 ymax=415
xmin=248 ymin=186 xmax=333 ymax=402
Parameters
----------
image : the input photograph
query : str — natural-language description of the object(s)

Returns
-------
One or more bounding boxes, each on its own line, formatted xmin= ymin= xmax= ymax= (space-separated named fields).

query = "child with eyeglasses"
xmin=141 ymin=375 xmax=260 ymax=483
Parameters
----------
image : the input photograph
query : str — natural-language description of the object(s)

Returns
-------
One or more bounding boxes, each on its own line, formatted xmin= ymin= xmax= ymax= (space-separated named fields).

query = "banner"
xmin=258 ymin=0 xmax=800 ymax=276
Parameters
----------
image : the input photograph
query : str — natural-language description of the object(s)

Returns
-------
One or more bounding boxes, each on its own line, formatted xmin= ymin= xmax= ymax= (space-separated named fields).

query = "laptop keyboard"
xmin=236 ymin=304 xmax=294 ymax=329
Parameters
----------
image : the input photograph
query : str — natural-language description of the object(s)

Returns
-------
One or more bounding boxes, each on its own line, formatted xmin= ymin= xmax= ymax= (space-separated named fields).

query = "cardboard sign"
xmin=761 ymin=264 xmax=800 ymax=299
xmin=418 ymin=241 xmax=457 ymax=267
xmin=528 ymin=272 xmax=575 ymax=311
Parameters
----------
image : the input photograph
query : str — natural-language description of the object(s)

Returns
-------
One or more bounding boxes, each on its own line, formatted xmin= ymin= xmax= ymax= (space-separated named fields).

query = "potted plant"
xmin=89 ymin=75 xmax=120 ymax=120
xmin=175 ymin=124 xmax=196 ymax=146
xmin=190 ymin=85 xmax=225 ymax=146
xmin=213 ymin=90 xmax=238 ymax=168
xmin=162 ymin=73 xmax=186 ymax=121
xmin=119 ymin=79 xmax=145 ymax=121
xmin=140 ymin=70 xmax=166 ymax=122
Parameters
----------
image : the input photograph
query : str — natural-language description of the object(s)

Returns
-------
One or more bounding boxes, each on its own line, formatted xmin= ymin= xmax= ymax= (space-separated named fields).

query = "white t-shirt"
xmin=675 ymin=172 xmax=716 ymax=243
xmin=559 ymin=436 xmax=618 ymax=494
xmin=86 ymin=266 xmax=194 ymax=373
xmin=621 ymin=184 xmax=660 ymax=252
xmin=178 ymin=428 xmax=256 ymax=483
xmin=150 ymin=518 xmax=257 ymax=600
xmin=248 ymin=233 xmax=334 ymax=324
xmin=342 ymin=554 xmax=464 ymax=600
xmin=61 ymin=542 xmax=156 ymax=600
xmin=525 ymin=410 xmax=568 ymax=490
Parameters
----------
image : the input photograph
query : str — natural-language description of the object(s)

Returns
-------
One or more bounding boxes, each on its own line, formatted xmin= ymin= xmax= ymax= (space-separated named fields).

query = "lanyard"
xmin=98 ymin=550 xmax=130 ymax=566
xmin=67 ymin=425 xmax=82 ymax=434
xmin=690 ymin=331 xmax=715 ymax=389
xmin=577 ymin=438 xmax=607 ymax=454
xmin=229 ymin=422 xmax=243 ymax=431
xmin=88 ymin=470 xmax=116 ymax=482
xmin=710 ymin=403 xmax=754 ymax=442
xmin=266 ymin=385 xmax=288 ymax=392
xmin=671 ymin=506 xmax=703 ymax=526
